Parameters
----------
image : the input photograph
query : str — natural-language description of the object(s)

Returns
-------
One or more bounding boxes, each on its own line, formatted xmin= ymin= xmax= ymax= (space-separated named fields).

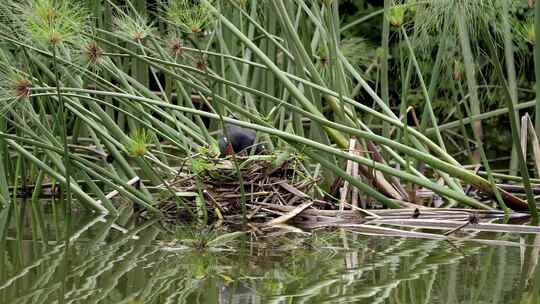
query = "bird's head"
xmin=218 ymin=136 xmax=234 ymax=156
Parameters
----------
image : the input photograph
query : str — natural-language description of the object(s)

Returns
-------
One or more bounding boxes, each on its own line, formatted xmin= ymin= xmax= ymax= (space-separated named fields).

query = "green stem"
xmin=52 ymin=44 xmax=72 ymax=304
xmin=535 ymin=0 xmax=540 ymax=134
xmin=381 ymin=0 xmax=390 ymax=139
xmin=482 ymin=26 xmax=538 ymax=220
xmin=52 ymin=46 xmax=73 ymax=216
xmin=456 ymin=5 xmax=482 ymax=162
xmin=208 ymin=0 xmax=349 ymax=149
xmin=46 ymin=89 xmax=498 ymax=209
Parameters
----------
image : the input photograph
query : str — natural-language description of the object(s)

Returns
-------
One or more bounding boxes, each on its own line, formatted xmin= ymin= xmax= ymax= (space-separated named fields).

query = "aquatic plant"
xmin=0 ymin=0 xmax=537 ymax=229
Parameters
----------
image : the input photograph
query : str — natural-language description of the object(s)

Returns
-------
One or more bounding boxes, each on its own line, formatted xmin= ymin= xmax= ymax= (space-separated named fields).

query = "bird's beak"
xmin=225 ymin=143 xmax=234 ymax=156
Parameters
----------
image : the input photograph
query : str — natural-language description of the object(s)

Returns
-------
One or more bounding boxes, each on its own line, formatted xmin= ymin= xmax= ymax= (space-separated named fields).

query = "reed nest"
xmin=156 ymin=154 xmax=334 ymax=224
xmin=152 ymin=154 xmax=535 ymax=238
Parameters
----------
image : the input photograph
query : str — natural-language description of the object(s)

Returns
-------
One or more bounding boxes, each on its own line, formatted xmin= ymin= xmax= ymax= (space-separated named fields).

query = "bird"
xmin=218 ymin=124 xmax=264 ymax=156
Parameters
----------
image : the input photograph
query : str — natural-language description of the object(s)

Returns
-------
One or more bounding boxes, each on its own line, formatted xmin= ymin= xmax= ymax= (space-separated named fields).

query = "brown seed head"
xmin=14 ymin=79 xmax=31 ymax=100
xmin=196 ymin=60 xmax=205 ymax=70
xmin=85 ymin=42 xmax=104 ymax=65
xmin=133 ymin=31 xmax=143 ymax=41
xmin=168 ymin=38 xmax=183 ymax=57
xmin=48 ymin=31 xmax=61 ymax=45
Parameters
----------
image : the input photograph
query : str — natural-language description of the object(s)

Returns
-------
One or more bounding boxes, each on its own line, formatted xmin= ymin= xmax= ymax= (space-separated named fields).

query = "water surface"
xmin=1 ymin=212 xmax=539 ymax=303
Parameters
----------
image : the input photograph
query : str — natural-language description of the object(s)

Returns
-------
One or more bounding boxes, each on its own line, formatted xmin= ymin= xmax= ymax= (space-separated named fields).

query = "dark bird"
xmin=218 ymin=124 xmax=264 ymax=156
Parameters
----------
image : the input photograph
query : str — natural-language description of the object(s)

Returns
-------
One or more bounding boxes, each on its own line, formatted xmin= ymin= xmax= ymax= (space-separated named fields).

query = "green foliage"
xmin=362 ymin=0 xmax=536 ymax=145
xmin=18 ymin=0 xmax=89 ymax=47
xmin=164 ymin=0 xmax=216 ymax=34
xmin=114 ymin=12 xmax=154 ymax=41
xmin=517 ymin=21 xmax=535 ymax=45
xmin=386 ymin=4 xmax=406 ymax=28
xmin=126 ymin=129 xmax=152 ymax=157
xmin=0 ymin=0 xmax=534 ymax=215
xmin=191 ymin=157 xmax=211 ymax=175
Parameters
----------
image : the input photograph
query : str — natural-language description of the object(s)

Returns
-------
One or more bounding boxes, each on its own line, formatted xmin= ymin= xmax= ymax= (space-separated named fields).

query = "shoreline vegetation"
xmin=0 ymin=0 xmax=539 ymax=237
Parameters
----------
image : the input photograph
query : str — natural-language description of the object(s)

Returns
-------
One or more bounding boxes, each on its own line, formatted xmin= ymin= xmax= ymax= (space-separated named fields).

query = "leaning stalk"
xmin=43 ymin=89 xmax=499 ymax=209
xmin=535 ymin=0 xmax=540 ymax=134
xmin=482 ymin=26 xmax=539 ymax=220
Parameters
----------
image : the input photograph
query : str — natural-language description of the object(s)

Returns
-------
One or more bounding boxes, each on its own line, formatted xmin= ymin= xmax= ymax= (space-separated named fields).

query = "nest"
xmin=156 ymin=155 xmax=332 ymax=224
xmin=146 ymin=155 xmax=532 ymax=237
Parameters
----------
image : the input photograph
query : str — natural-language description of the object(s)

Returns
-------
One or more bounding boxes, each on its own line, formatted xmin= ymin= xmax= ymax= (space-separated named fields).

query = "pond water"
xmin=1 ymin=212 xmax=540 ymax=304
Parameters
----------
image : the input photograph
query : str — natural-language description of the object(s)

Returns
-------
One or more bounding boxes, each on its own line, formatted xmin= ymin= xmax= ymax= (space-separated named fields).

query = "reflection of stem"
xmin=422 ymin=270 xmax=437 ymax=304
xmin=526 ymin=235 xmax=540 ymax=282
xmin=89 ymin=227 xmax=160 ymax=303
xmin=516 ymin=234 xmax=539 ymax=302
xmin=0 ymin=214 xmax=106 ymax=291
xmin=490 ymin=246 xmax=506 ymax=303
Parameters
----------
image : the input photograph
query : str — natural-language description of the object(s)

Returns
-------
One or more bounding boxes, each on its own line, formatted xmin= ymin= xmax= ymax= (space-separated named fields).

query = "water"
xmin=1 ymin=212 xmax=540 ymax=303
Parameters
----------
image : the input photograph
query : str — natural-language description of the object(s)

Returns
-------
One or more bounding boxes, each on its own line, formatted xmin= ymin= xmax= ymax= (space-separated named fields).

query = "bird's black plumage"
xmin=218 ymin=124 xmax=264 ymax=156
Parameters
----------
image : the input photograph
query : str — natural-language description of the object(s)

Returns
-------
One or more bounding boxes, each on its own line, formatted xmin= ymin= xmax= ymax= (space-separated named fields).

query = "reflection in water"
xmin=0 ymin=212 xmax=540 ymax=304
